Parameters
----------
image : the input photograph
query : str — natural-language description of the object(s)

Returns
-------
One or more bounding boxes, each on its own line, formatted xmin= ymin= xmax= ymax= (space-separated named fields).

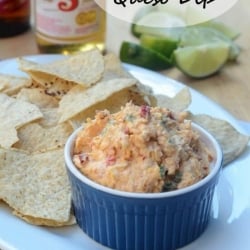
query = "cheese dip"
xmin=73 ymin=102 xmax=213 ymax=193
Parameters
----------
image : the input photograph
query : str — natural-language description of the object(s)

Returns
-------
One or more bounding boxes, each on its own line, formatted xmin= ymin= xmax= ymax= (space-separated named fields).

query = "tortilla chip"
xmin=16 ymin=88 xmax=59 ymax=108
xmin=0 ymin=148 xmax=72 ymax=224
xmin=13 ymin=210 xmax=76 ymax=227
xmin=0 ymin=127 xmax=18 ymax=149
xmin=26 ymin=71 xmax=76 ymax=99
xmin=155 ymin=87 xmax=191 ymax=111
xmin=14 ymin=122 xmax=73 ymax=153
xmin=69 ymin=84 xmax=152 ymax=129
xmin=103 ymin=53 xmax=132 ymax=80
xmin=0 ymin=93 xmax=43 ymax=148
xmin=39 ymin=108 xmax=60 ymax=127
xmin=189 ymin=113 xmax=250 ymax=165
xmin=18 ymin=48 xmax=104 ymax=87
xmin=0 ymin=93 xmax=43 ymax=128
xmin=58 ymin=78 xmax=138 ymax=123
xmin=0 ymin=73 xmax=31 ymax=95
xmin=0 ymin=81 xmax=7 ymax=91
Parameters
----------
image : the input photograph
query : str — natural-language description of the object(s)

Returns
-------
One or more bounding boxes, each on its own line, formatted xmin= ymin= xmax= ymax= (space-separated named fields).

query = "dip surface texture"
xmin=73 ymin=103 xmax=212 ymax=193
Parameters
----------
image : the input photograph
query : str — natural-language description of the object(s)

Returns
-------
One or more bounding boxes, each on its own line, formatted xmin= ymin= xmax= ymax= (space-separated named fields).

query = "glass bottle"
xmin=34 ymin=0 xmax=106 ymax=54
xmin=0 ymin=0 xmax=30 ymax=38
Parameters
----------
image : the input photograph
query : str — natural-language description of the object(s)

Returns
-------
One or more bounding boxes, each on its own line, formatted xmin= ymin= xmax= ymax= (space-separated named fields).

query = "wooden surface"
xmin=0 ymin=0 xmax=249 ymax=121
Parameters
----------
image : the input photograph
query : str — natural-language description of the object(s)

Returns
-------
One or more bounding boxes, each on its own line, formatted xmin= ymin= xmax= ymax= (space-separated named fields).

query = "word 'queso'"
xmin=114 ymin=0 xmax=216 ymax=9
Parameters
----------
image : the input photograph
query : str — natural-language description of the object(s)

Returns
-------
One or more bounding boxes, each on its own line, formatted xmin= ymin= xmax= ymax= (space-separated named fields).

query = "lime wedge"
xmin=133 ymin=11 xmax=185 ymax=40
xmin=136 ymin=11 xmax=186 ymax=28
xmin=120 ymin=41 xmax=173 ymax=71
xmin=199 ymin=21 xmax=240 ymax=40
xmin=179 ymin=27 xmax=240 ymax=61
xmin=140 ymin=34 xmax=178 ymax=58
xmin=131 ymin=6 xmax=156 ymax=38
xmin=173 ymin=42 xmax=230 ymax=78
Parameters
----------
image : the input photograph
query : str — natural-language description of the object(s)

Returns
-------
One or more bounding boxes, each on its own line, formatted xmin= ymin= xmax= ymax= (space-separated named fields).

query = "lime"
xmin=199 ymin=21 xmax=240 ymax=40
xmin=140 ymin=34 xmax=178 ymax=58
xmin=131 ymin=6 xmax=156 ymax=38
xmin=135 ymin=11 xmax=185 ymax=28
xmin=179 ymin=27 xmax=240 ymax=61
xmin=120 ymin=41 xmax=172 ymax=71
xmin=173 ymin=42 xmax=230 ymax=78
xmin=133 ymin=11 xmax=185 ymax=40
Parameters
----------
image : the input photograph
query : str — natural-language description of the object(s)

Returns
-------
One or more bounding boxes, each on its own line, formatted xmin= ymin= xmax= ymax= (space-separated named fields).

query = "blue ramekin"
xmin=64 ymin=123 xmax=223 ymax=250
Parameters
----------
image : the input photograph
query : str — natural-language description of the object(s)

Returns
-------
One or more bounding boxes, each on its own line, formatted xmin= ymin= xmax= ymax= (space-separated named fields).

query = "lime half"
xmin=180 ymin=27 xmax=240 ymax=61
xmin=173 ymin=42 xmax=230 ymax=78
xmin=199 ymin=21 xmax=240 ymax=40
xmin=133 ymin=11 xmax=185 ymax=40
xmin=131 ymin=6 xmax=156 ymax=38
xmin=135 ymin=11 xmax=185 ymax=28
xmin=120 ymin=41 xmax=172 ymax=71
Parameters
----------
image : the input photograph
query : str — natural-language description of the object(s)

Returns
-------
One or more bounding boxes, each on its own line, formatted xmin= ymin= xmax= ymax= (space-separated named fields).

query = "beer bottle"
xmin=34 ymin=0 xmax=106 ymax=54
xmin=0 ymin=0 xmax=30 ymax=38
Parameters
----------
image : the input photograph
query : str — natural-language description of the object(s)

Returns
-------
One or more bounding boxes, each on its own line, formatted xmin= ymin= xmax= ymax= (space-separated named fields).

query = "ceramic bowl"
xmin=64 ymin=123 xmax=223 ymax=250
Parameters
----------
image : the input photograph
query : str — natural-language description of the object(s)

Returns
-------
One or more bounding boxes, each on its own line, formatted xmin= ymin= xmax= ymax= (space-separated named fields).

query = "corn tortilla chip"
xmin=26 ymin=71 xmax=76 ymax=99
xmin=13 ymin=210 xmax=76 ymax=227
xmin=0 ymin=127 xmax=18 ymax=149
xmin=0 ymin=73 xmax=31 ymax=95
xmin=18 ymin=48 xmax=104 ymax=87
xmin=155 ymin=87 xmax=191 ymax=111
xmin=0 ymin=148 xmax=72 ymax=224
xmin=189 ymin=113 xmax=250 ymax=165
xmin=58 ymin=78 xmax=138 ymax=123
xmin=16 ymin=88 xmax=59 ymax=108
xmin=14 ymin=122 xmax=73 ymax=153
xmin=103 ymin=53 xmax=132 ymax=80
xmin=69 ymin=85 xmax=152 ymax=129
xmin=0 ymin=93 xmax=43 ymax=148
xmin=38 ymin=108 xmax=60 ymax=127
xmin=0 ymin=81 xmax=7 ymax=91
xmin=0 ymin=93 xmax=43 ymax=129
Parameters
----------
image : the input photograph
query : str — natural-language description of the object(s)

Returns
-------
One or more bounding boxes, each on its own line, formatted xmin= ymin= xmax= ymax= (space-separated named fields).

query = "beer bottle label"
xmin=36 ymin=0 xmax=104 ymax=44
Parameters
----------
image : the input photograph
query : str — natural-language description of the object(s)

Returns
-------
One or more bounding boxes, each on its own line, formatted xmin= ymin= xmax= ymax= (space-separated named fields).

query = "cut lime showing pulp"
xmin=136 ymin=11 xmax=186 ymax=28
xmin=133 ymin=11 xmax=185 ymax=40
xmin=131 ymin=6 xmax=155 ymax=38
xmin=199 ymin=21 xmax=240 ymax=40
xmin=173 ymin=42 xmax=230 ymax=78
xmin=120 ymin=41 xmax=172 ymax=71
xmin=140 ymin=34 xmax=178 ymax=58
xmin=179 ymin=27 xmax=240 ymax=61
xmin=134 ymin=25 xmax=183 ymax=42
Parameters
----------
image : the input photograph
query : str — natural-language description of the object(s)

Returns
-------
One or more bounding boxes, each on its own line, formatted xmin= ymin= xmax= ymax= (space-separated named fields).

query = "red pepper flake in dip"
xmin=140 ymin=105 xmax=150 ymax=119
xmin=73 ymin=102 xmax=213 ymax=193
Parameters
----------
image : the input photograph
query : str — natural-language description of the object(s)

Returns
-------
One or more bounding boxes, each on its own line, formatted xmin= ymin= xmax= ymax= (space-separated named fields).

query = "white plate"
xmin=0 ymin=55 xmax=250 ymax=250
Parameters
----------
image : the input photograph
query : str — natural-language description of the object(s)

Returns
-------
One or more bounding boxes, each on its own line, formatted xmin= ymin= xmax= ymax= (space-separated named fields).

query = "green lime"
xmin=120 ymin=41 xmax=173 ymax=71
xmin=156 ymin=4 xmax=240 ymax=40
xmin=135 ymin=11 xmax=185 ymax=27
xmin=140 ymin=34 xmax=179 ymax=58
xmin=133 ymin=11 xmax=185 ymax=40
xmin=179 ymin=27 xmax=240 ymax=61
xmin=173 ymin=42 xmax=230 ymax=78
xmin=131 ymin=6 xmax=156 ymax=38
xmin=199 ymin=21 xmax=240 ymax=40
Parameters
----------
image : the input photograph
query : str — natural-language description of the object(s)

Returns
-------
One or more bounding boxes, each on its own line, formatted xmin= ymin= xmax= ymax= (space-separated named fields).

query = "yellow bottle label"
xmin=36 ymin=0 xmax=104 ymax=44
